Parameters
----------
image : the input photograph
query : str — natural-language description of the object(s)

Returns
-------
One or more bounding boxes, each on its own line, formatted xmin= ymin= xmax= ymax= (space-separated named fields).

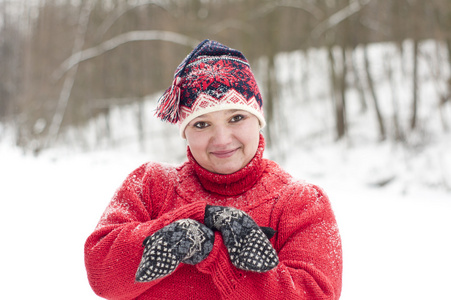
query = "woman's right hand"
xmin=135 ymin=219 xmax=214 ymax=282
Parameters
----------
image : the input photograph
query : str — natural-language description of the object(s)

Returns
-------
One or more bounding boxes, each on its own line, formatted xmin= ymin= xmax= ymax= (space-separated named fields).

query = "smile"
xmin=210 ymin=148 xmax=238 ymax=158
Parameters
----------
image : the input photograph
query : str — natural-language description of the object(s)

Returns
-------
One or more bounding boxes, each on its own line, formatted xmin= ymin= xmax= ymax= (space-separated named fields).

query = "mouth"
xmin=210 ymin=148 xmax=238 ymax=158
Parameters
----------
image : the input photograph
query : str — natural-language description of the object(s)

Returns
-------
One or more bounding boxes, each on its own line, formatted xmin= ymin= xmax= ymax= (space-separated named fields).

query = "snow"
xmin=1 ymin=39 xmax=451 ymax=299
xmin=0 ymin=146 xmax=144 ymax=300
xmin=1 ymin=136 xmax=450 ymax=300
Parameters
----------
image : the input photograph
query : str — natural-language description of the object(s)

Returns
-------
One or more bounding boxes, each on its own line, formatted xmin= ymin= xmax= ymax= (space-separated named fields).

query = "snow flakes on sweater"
xmin=85 ymin=137 xmax=342 ymax=299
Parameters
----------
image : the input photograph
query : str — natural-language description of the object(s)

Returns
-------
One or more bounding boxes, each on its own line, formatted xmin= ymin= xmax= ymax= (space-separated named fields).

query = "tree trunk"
xmin=45 ymin=0 xmax=96 ymax=148
xmin=364 ymin=45 xmax=386 ymax=140
xmin=328 ymin=46 xmax=346 ymax=140
xmin=137 ymin=101 xmax=145 ymax=152
xmin=386 ymin=50 xmax=403 ymax=141
xmin=265 ymin=54 xmax=277 ymax=148
xmin=410 ymin=39 xmax=419 ymax=130
xmin=351 ymin=47 xmax=368 ymax=113
xmin=261 ymin=7 xmax=280 ymax=150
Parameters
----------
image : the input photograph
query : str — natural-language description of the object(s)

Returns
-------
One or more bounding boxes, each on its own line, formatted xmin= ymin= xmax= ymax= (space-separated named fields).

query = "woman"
xmin=85 ymin=39 xmax=342 ymax=299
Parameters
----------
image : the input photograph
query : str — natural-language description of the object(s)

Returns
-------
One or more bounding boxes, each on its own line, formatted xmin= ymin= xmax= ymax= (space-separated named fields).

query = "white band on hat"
xmin=179 ymin=89 xmax=266 ymax=138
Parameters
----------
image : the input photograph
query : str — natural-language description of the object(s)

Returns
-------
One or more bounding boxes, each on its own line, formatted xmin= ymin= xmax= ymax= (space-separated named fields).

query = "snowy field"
xmin=0 ymin=137 xmax=450 ymax=300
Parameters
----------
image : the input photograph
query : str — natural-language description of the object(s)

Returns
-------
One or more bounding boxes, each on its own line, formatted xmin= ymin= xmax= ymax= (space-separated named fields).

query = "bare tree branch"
xmin=311 ymin=0 xmax=372 ymax=38
xmin=209 ymin=19 xmax=254 ymax=35
xmin=53 ymin=31 xmax=200 ymax=80
xmin=94 ymin=0 xmax=171 ymax=40
xmin=46 ymin=0 xmax=96 ymax=147
xmin=276 ymin=0 xmax=324 ymax=20
xmin=250 ymin=0 xmax=324 ymax=20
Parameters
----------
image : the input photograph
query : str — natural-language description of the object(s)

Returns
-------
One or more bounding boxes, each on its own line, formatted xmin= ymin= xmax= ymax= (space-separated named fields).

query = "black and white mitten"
xmin=204 ymin=205 xmax=279 ymax=272
xmin=135 ymin=219 xmax=214 ymax=282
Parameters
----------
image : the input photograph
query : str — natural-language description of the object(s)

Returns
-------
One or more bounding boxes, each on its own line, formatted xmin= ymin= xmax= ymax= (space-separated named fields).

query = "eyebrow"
xmin=193 ymin=109 xmax=244 ymax=120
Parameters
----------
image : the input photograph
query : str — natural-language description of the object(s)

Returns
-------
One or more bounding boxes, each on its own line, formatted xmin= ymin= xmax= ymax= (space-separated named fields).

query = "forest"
xmin=1 ymin=0 xmax=451 ymax=155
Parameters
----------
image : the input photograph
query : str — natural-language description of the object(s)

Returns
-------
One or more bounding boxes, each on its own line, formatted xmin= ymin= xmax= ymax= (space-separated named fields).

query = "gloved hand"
xmin=204 ymin=205 xmax=279 ymax=272
xmin=135 ymin=219 xmax=214 ymax=282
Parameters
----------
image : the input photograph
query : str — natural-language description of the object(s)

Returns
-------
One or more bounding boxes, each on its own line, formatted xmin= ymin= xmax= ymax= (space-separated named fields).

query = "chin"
xmin=212 ymin=164 xmax=242 ymax=175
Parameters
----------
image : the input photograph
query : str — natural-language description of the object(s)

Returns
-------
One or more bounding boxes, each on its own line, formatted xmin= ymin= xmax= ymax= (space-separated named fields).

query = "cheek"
xmin=186 ymin=132 xmax=208 ymax=156
xmin=240 ymin=122 xmax=260 ymax=153
xmin=248 ymin=132 xmax=260 ymax=154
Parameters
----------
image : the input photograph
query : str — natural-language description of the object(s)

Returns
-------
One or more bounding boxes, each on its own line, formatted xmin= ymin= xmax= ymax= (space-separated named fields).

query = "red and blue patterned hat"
xmin=155 ymin=39 xmax=266 ymax=138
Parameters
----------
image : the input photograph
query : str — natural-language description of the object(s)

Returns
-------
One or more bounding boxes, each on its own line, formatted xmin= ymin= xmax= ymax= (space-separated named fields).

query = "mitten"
xmin=204 ymin=205 xmax=279 ymax=272
xmin=260 ymin=226 xmax=277 ymax=239
xmin=135 ymin=219 xmax=214 ymax=282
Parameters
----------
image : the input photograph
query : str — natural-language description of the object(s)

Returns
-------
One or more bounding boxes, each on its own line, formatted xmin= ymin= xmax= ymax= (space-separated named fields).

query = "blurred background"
xmin=1 ymin=1 xmax=451 ymax=299
xmin=1 ymin=0 xmax=450 ymax=158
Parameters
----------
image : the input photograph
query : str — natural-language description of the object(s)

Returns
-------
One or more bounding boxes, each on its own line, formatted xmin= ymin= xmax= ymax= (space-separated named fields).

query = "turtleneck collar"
xmin=186 ymin=133 xmax=267 ymax=196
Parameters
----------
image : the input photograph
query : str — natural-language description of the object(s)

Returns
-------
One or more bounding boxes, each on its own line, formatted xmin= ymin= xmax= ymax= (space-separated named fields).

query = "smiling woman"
xmin=84 ymin=39 xmax=343 ymax=300
xmin=185 ymin=110 xmax=260 ymax=174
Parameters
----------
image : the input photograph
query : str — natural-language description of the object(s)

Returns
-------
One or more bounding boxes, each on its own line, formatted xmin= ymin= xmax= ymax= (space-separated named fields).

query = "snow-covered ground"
xmin=0 ymin=136 xmax=450 ymax=300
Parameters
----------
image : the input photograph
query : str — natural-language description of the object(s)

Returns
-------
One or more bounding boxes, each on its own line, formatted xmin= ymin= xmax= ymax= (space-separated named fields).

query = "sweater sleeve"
xmin=84 ymin=163 xmax=206 ymax=300
xmin=196 ymin=183 xmax=342 ymax=300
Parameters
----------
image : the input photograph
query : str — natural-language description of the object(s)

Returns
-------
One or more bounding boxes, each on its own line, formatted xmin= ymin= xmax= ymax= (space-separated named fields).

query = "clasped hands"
xmin=135 ymin=205 xmax=279 ymax=282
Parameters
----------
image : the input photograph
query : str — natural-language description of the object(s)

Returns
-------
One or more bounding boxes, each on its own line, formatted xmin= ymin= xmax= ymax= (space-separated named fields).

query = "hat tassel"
xmin=155 ymin=78 xmax=181 ymax=124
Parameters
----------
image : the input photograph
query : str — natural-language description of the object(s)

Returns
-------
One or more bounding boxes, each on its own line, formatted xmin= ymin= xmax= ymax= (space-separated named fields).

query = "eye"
xmin=193 ymin=121 xmax=209 ymax=129
xmin=230 ymin=114 xmax=245 ymax=123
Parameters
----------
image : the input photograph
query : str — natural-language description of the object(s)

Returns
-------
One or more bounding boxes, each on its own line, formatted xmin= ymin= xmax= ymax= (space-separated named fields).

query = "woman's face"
xmin=184 ymin=109 xmax=261 ymax=175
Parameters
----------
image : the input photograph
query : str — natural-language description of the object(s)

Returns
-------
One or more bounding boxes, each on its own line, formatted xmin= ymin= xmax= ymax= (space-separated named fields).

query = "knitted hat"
xmin=155 ymin=39 xmax=265 ymax=138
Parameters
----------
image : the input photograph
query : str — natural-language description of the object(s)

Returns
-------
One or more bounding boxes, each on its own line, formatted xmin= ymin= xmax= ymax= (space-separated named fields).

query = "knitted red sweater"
xmin=85 ymin=137 xmax=342 ymax=299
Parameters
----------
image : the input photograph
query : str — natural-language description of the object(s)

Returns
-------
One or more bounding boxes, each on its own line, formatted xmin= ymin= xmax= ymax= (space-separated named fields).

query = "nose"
xmin=211 ymin=124 xmax=232 ymax=147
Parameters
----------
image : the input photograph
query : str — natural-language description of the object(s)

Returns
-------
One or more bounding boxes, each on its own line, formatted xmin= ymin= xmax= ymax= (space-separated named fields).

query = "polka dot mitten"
xmin=135 ymin=219 xmax=214 ymax=282
xmin=204 ymin=205 xmax=279 ymax=272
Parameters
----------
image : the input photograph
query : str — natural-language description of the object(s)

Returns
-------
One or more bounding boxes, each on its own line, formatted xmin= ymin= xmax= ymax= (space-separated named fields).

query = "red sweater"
xmin=85 ymin=138 xmax=342 ymax=299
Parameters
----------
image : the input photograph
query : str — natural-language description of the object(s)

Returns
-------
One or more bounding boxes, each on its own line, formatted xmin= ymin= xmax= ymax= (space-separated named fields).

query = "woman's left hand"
xmin=204 ymin=205 xmax=279 ymax=272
